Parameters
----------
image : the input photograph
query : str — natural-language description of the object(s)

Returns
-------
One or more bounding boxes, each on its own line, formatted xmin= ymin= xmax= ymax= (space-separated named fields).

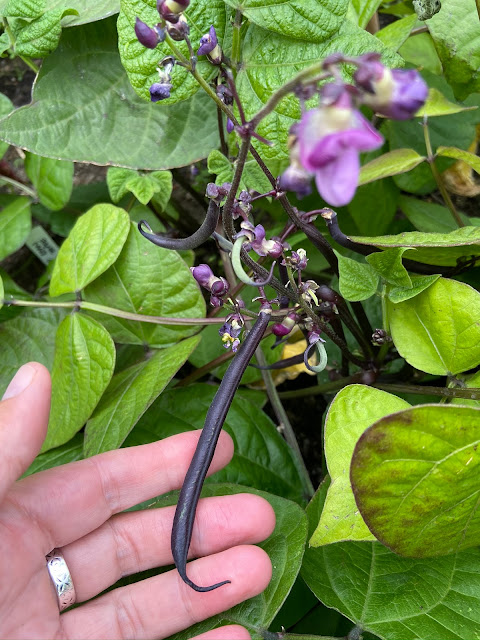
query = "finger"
xmin=60 ymin=546 xmax=272 ymax=640
xmin=62 ymin=493 xmax=276 ymax=601
xmin=10 ymin=430 xmax=234 ymax=551
xmin=190 ymin=625 xmax=251 ymax=640
xmin=0 ymin=363 xmax=51 ymax=501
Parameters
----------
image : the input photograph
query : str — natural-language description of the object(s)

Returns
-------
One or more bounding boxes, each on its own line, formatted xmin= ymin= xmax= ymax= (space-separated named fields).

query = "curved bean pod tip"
xmin=138 ymin=200 xmax=220 ymax=251
xmin=231 ymin=236 xmax=276 ymax=286
xmin=304 ymin=340 xmax=328 ymax=373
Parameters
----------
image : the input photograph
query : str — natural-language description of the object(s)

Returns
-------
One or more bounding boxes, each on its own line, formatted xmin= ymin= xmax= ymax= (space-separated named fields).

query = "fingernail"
xmin=2 ymin=364 xmax=36 ymax=400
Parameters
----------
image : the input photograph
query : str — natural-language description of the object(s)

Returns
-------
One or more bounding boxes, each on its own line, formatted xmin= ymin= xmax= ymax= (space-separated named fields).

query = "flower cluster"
xmin=190 ymin=264 xmax=229 ymax=307
xmin=279 ymin=55 xmax=428 ymax=207
xmin=134 ymin=0 xmax=192 ymax=102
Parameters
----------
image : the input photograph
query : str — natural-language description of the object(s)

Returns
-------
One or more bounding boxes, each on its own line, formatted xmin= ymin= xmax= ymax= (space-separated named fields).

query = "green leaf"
xmin=0 ymin=196 xmax=32 ymax=260
xmin=0 ymin=93 xmax=13 ymax=159
xmin=428 ymin=0 xmax=480 ymax=99
xmin=43 ymin=313 xmax=115 ymax=452
xmin=12 ymin=7 xmax=78 ymax=58
xmin=222 ymin=0 xmax=349 ymax=42
xmin=84 ymin=222 xmax=206 ymax=348
xmin=138 ymin=483 xmax=307 ymax=638
xmin=376 ymin=13 xmax=417 ymax=51
xmin=351 ymin=404 xmax=480 ymax=557
xmin=207 ymin=149 xmax=274 ymax=196
xmin=388 ymin=278 xmax=480 ymax=375
xmin=437 ymin=146 xmax=480 ymax=173
xmin=118 ymin=0 xmax=226 ymax=104
xmin=0 ymin=308 xmax=64 ymax=397
xmin=107 ymin=167 xmax=173 ymax=206
xmin=23 ymin=433 xmax=83 ymax=477
xmin=0 ymin=17 xmax=219 ymax=169
xmin=4 ymin=0 xmax=43 ymax=18
xmin=385 ymin=85 xmax=477 ymax=194
xmin=310 ymin=385 xmax=409 ymax=547
xmin=366 ymin=247 xmax=412 ymax=288
xmin=350 ymin=225 xmax=480 ymax=267
xmin=348 ymin=151 xmax=400 ymax=236
xmin=417 ymin=89 xmax=478 ymax=118
xmin=49 ymin=203 xmax=130 ymax=296
xmin=358 ymin=149 xmax=426 ymax=186
xmin=24 ymin=153 xmax=73 ymax=211
xmin=125 ymin=384 xmax=305 ymax=503
xmin=351 ymin=0 xmax=383 ymax=29
xmin=302 ymin=480 xmax=480 ymax=640
xmin=399 ymin=194 xmax=470 ymax=232
xmin=0 ymin=274 xmax=3 ymax=312
xmin=388 ymin=273 xmax=440 ymax=303
xmin=237 ymin=20 xmax=401 ymax=172
xmin=0 ymin=0 xmax=119 ymax=23
xmin=335 ymin=251 xmax=379 ymax=302
xmin=83 ymin=336 xmax=200 ymax=456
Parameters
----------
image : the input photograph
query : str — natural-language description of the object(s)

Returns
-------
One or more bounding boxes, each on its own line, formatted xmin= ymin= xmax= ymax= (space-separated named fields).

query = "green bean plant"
xmin=1 ymin=0 xmax=480 ymax=637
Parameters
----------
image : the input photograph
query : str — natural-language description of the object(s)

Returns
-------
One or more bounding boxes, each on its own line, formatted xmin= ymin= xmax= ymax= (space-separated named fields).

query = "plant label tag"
xmin=26 ymin=226 xmax=59 ymax=265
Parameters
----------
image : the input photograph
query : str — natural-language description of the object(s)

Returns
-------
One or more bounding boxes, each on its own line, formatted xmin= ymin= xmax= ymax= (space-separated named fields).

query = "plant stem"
xmin=254 ymin=345 xmax=314 ymax=499
xmin=231 ymin=10 xmax=242 ymax=72
xmin=5 ymin=298 xmax=227 ymax=325
xmin=422 ymin=117 xmax=464 ymax=228
xmin=222 ymin=135 xmax=251 ymax=240
xmin=0 ymin=176 xmax=37 ymax=199
xmin=19 ymin=55 xmax=39 ymax=74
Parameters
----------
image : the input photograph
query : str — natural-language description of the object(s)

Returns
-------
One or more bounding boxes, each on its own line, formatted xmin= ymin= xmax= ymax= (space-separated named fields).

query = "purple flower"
xmin=206 ymin=182 xmax=230 ymax=202
xmin=219 ymin=320 xmax=242 ymax=352
xmin=282 ymin=248 xmax=308 ymax=271
xmin=198 ymin=25 xmax=217 ymax=55
xmin=296 ymin=91 xmax=383 ymax=207
xmin=354 ymin=56 xmax=428 ymax=120
xmin=226 ymin=118 xmax=235 ymax=134
xmin=135 ymin=18 xmax=163 ymax=48
xmin=237 ymin=221 xmax=284 ymax=258
xmin=149 ymin=82 xmax=172 ymax=102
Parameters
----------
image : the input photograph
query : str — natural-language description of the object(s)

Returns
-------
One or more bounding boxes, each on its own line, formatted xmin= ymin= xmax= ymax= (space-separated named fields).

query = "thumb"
xmin=0 ymin=362 xmax=51 ymax=501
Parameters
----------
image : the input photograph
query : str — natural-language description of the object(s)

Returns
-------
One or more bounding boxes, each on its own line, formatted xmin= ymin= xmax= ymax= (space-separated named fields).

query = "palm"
xmin=0 ymin=363 xmax=275 ymax=640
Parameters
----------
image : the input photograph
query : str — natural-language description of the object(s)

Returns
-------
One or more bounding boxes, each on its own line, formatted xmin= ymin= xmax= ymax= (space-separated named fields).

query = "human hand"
xmin=0 ymin=362 xmax=275 ymax=640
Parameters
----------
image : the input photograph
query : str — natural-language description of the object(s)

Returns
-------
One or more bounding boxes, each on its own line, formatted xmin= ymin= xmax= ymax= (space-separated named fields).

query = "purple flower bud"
xmin=198 ymin=25 xmax=218 ymax=55
xmin=211 ymin=278 xmax=229 ymax=298
xmin=272 ymin=312 xmax=298 ymax=337
xmin=278 ymin=163 xmax=312 ymax=199
xmin=227 ymin=118 xmax=235 ymax=134
xmin=237 ymin=221 xmax=285 ymax=259
xmin=217 ymin=85 xmax=234 ymax=105
xmin=167 ymin=15 xmax=189 ymax=40
xmin=206 ymin=182 xmax=230 ymax=203
xmin=191 ymin=264 xmax=214 ymax=288
xmin=149 ymin=82 xmax=172 ymax=102
xmin=157 ymin=0 xmax=189 ymax=22
xmin=135 ymin=18 xmax=161 ymax=49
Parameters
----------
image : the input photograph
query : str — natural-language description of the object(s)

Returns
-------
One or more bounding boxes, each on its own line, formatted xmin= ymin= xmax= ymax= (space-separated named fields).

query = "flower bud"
xmin=227 ymin=118 xmax=235 ymax=134
xmin=135 ymin=18 xmax=164 ymax=48
xmin=278 ymin=163 xmax=312 ymax=199
xmin=372 ymin=328 xmax=391 ymax=345
xmin=157 ymin=0 xmax=189 ymax=22
xmin=217 ymin=84 xmax=233 ymax=105
xmin=190 ymin=264 xmax=214 ymax=288
xmin=149 ymin=82 xmax=172 ymax=102
xmin=167 ymin=14 xmax=189 ymax=40
xmin=272 ymin=312 xmax=298 ymax=337
xmin=198 ymin=25 xmax=217 ymax=56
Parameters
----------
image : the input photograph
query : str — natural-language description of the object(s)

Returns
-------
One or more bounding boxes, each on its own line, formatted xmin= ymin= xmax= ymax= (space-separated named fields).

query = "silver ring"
xmin=46 ymin=549 xmax=76 ymax=612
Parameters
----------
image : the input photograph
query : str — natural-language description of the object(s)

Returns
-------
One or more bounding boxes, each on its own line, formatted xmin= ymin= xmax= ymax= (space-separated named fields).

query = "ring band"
xmin=46 ymin=549 xmax=76 ymax=612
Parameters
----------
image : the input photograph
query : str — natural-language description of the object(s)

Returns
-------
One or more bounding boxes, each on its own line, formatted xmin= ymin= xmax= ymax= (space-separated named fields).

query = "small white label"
xmin=26 ymin=226 xmax=59 ymax=265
